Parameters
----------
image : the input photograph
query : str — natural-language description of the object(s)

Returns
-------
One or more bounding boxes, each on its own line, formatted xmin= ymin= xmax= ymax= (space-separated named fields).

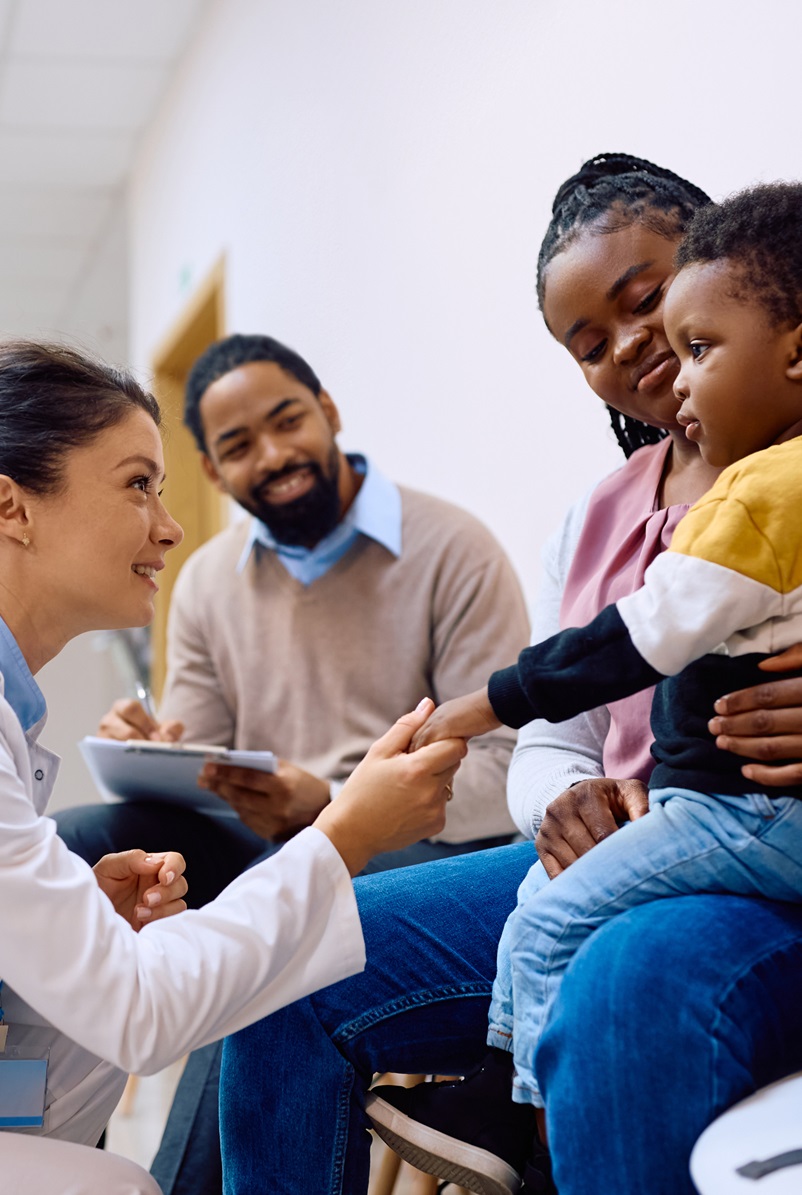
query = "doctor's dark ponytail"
xmin=0 ymin=342 xmax=160 ymax=495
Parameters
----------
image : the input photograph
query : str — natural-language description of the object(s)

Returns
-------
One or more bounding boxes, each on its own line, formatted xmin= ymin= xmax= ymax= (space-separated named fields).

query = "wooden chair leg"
xmin=406 ymin=1171 xmax=441 ymax=1194
xmin=116 ymin=1073 xmax=139 ymax=1117
xmin=370 ymin=1142 xmax=404 ymax=1195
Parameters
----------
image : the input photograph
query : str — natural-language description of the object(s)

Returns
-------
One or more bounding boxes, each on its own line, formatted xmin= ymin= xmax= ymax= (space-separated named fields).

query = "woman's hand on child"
xmin=710 ymin=642 xmax=802 ymax=786
xmin=93 ymin=850 xmax=188 ymax=931
xmin=536 ymin=778 xmax=649 ymax=879
xmin=409 ymin=688 xmax=501 ymax=751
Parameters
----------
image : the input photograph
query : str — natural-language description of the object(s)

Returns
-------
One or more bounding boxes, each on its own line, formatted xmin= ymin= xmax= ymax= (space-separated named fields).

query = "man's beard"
xmin=247 ymin=445 xmax=342 ymax=547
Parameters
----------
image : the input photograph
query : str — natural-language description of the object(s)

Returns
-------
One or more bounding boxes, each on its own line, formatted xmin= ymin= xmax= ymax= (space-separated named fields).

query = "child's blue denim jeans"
xmin=505 ymin=788 xmax=802 ymax=1106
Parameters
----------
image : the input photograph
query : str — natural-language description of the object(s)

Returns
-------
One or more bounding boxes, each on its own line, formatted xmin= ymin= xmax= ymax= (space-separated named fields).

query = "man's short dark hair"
xmin=184 ymin=333 xmax=322 ymax=452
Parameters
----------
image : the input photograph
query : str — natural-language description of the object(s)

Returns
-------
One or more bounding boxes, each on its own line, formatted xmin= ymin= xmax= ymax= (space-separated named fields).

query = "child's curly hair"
xmin=676 ymin=182 xmax=802 ymax=327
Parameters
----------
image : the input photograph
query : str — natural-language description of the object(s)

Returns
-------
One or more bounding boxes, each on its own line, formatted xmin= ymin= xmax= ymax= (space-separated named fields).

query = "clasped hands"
xmin=99 ymin=693 xmax=478 ymax=843
xmin=408 ymin=687 xmax=500 ymax=752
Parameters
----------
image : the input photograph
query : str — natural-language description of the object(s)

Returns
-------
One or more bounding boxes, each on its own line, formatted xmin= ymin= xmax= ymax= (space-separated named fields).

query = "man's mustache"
xmin=251 ymin=461 xmax=322 ymax=504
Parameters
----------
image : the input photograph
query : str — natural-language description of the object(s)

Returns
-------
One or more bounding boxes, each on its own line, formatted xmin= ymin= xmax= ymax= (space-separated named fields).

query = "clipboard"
xmin=78 ymin=736 xmax=278 ymax=816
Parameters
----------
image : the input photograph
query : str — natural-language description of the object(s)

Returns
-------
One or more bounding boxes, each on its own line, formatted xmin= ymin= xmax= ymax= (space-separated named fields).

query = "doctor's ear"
xmin=0 ymin=475 xmax=32 ymax=548
xmin=785 ymin=322 xmax=802 ymax=381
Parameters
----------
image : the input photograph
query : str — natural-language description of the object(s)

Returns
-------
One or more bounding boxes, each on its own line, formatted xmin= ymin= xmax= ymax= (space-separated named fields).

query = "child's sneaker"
xmin=365 ymin=1048 xmax=538 ymax=1195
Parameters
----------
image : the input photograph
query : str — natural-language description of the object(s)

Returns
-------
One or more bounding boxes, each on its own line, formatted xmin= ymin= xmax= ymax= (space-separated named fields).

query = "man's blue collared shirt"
xmin=0 ymin=616 xmax=46 ymax=732
xmin=236 ymin=455 xmax=402 ymax=585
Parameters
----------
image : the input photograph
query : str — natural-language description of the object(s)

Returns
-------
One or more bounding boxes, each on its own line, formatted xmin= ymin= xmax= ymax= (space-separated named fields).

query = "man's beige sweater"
xmin=162 ymin=486 xmax=530 ymax=842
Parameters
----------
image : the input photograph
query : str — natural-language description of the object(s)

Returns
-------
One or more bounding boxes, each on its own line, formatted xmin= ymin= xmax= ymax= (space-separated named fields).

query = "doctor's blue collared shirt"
xmin=0 ymin=615 xmax=46 ymax=732
xmin=236 ymin=455 xmax=402 ymax=585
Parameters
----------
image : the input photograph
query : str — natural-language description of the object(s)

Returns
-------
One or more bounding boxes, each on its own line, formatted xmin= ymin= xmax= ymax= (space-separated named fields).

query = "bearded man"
xmin=58 ymin=331 xmax=528 ymax=892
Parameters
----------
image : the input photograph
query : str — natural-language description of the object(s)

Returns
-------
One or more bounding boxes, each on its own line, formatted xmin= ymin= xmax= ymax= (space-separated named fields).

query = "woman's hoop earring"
xmin=21 ymin=532 xmax=29 ymax=548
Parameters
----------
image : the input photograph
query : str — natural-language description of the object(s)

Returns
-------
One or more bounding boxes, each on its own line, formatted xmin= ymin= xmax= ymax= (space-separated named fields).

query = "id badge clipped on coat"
xmin=0 ymin=981 xmax=48 ymax=1128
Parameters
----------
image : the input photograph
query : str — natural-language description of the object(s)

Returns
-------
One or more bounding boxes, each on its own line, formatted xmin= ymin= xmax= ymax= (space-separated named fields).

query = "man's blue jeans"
xmin=220 ymin=842 xmax=535 ymax=1194
xmin=219 ymin=843 xmax=802 ymax=1195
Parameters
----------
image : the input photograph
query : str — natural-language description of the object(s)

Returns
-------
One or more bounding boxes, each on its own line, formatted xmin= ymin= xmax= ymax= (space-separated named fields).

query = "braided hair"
xmin=538 ymin=153 xmax=712 ymax=457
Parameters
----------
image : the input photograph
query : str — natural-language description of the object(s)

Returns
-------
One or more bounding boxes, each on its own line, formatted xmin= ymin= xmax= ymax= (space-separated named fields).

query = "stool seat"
xmin=691 ymin=1072 xmax=802 ymax=1193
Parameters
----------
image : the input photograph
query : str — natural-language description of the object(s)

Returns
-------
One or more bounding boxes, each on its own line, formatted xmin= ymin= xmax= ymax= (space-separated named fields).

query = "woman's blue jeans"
xmin=219 ymin=843 xmax=802 ymax=1195
xmin=539 ymin=894 xmax=802 ymax=1194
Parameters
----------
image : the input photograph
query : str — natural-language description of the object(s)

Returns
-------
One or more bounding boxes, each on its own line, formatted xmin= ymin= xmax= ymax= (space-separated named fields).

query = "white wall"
xmin=38 ymin=634 xmax=125 ymax=813
xmin=33 ymin=203 xmax=132 ymax=809
xmin=128 ymin=0 xmax=801 ymax=606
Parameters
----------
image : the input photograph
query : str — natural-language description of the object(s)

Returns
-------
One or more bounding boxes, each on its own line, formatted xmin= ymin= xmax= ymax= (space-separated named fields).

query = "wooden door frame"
xmin=149 ymin=257 xmax=227 ymax=696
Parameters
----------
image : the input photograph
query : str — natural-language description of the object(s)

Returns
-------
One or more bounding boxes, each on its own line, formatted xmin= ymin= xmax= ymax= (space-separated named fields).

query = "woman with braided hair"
xmin=217 ymin=155 xmax=802 ymax=1195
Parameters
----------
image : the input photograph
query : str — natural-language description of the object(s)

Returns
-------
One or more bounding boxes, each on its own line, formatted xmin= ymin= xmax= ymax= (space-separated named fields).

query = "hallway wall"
xmin=128 ymin=0 xmax=800 ymax=603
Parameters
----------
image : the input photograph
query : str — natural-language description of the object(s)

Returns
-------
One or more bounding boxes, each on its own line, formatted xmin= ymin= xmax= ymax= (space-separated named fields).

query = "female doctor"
xmin=0 ymin=340 xmax=465 ymax=1194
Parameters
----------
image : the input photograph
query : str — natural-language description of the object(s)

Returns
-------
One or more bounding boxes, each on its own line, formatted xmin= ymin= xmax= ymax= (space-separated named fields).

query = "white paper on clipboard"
xmin=78 ymin=736 xmax=278 ymax=816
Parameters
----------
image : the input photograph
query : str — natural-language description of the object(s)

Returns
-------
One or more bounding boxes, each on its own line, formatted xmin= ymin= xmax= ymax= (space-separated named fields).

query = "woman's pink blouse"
xmin=560 ymin=438 xmax=689 ymax=782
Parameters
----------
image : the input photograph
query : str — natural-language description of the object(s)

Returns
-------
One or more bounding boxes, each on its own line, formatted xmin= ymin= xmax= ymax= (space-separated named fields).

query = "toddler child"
xmin=367 ymin=180 xmax=802 ymax=1195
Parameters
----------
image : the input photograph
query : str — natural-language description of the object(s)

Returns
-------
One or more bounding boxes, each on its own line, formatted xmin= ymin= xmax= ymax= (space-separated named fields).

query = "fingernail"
xmin=146 ymin=891 xmax=162 ymax=907
xmin=415 ymin=697 xmax=429 ymax=712
xmin=164 ymin=871 xmax=175 ymax=885
xmin=145 ymin=853 xmax=165 ymax=862
xmin=708 ymin=718 xmax=720 ymax=733
xmin=136 ymin=906 xmax=152 ymax=920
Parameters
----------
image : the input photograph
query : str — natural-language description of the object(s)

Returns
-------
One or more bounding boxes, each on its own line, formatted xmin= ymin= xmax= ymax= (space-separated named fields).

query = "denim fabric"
xmin=508 ymin=789 xmax=802 ymax=1107
xmin=219 ymin=842 xmax=536 ymax=1194
xmin=150 ymin=1043 xmax=222 ymax=1195
xmin=360 ymin=832 xmax=517 ymax=874
xmin=219 ymin=830 xmax=802 ymax=1195
xmin=538 ymin=895 xmax=802 ymax=1195
xmin=487 ymin=858 xmax=550 ymax=1050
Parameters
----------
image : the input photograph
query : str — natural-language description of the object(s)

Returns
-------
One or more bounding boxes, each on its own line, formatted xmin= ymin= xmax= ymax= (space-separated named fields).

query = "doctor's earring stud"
xmin=21 ymin=532 xmax=29 ymax=547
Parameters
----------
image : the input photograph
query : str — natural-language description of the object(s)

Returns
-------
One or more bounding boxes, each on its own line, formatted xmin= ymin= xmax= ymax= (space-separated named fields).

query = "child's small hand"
xmin=409 ymin=688 xmax=501 ymax=751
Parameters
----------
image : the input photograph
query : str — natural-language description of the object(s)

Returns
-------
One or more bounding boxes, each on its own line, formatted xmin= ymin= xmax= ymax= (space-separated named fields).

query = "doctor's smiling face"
xmin=21 ymin=407 xmax=184 ymax=641
xmin=0 ymin=342 xmax=183 ymax=672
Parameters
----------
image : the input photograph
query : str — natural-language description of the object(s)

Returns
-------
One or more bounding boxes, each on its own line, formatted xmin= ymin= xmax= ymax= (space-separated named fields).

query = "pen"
xmin=136 ymin=682 xmax=158 ymax=723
